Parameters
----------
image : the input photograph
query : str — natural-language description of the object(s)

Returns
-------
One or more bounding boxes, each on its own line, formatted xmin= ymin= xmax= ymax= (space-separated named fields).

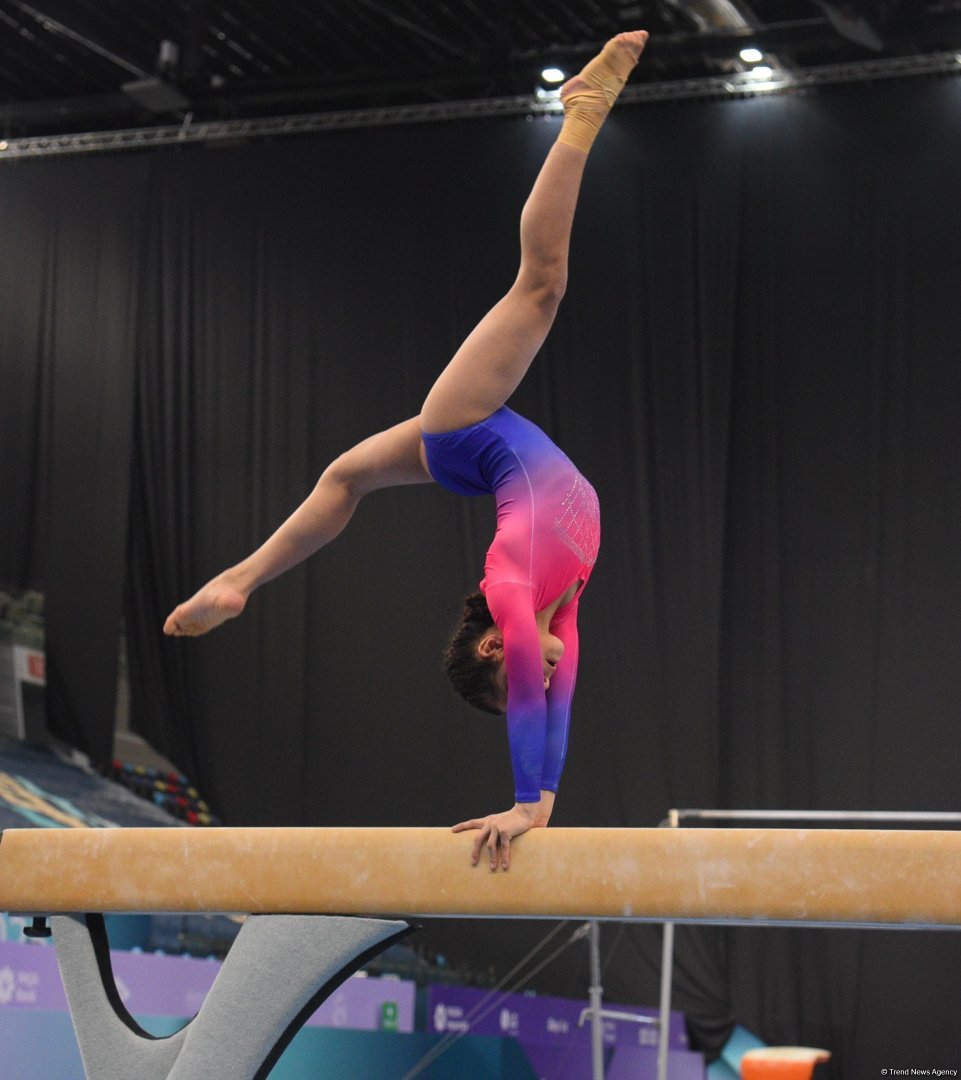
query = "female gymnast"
xmin=164 ymin=30 xmax=649 ymax=871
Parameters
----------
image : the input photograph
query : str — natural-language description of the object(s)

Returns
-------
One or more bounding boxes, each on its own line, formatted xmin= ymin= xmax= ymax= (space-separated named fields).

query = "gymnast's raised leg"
xmin=420 ymin=30 xmax=648 ymax=435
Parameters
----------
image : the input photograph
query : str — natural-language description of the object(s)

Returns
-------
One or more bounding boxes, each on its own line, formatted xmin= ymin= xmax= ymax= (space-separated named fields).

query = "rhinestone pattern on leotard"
xmin=553 ymin=472 xmax=600 ymax=566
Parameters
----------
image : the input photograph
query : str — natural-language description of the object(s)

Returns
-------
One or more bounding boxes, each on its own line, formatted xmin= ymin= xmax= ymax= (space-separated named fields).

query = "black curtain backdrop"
xmin=0 ymin=155 xmax=147 ymax=764
xmin=2 ymin=77 xmax=961 ymax=1073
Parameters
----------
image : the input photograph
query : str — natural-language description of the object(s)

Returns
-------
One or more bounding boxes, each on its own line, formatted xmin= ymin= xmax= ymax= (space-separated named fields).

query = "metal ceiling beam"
xmin=2 ymin=5 xmax=961 ymax=137
xmin=6 ymin=8 xmax=955 ymax=136
xmin=1 ymin=48 xmax=958 ymax=162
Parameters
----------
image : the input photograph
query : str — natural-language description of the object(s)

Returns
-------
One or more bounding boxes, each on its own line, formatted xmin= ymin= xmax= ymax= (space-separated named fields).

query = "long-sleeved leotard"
xmin=422 ymin=407 xmax=601 ymax=802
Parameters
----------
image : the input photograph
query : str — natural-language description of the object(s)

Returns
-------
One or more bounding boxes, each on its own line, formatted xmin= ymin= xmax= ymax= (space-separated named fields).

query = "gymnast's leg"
xmin=419 ymin=30 xmax=648 ymax=436
xmin=163 ymin=417 xmax=431 ymax=636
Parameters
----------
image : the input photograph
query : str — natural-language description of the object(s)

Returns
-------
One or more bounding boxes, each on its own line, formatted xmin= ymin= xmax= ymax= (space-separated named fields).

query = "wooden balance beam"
xmin=2 ymin=826 xmax=960 ymax=927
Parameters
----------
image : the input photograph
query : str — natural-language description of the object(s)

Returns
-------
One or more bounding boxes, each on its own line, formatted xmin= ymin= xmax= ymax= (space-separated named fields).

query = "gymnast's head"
xmin=443 ymin=591 xmax=564 ymax=715
xmin=444 ymin=592 xmax=506 ymax=715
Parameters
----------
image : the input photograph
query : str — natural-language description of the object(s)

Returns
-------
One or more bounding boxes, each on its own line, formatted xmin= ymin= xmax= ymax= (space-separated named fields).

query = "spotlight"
xmin=541 ymin=67 xmax=566 ymax=84
xmin=739 ymin=47 xmax=764 ymax=63
xmin=750 ymin=65 xmax=774 ymax=79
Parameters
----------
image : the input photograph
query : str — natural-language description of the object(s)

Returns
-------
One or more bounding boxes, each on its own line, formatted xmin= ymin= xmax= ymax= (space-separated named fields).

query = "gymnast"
xmin=164 ymin=30 xmax=649 ymax=871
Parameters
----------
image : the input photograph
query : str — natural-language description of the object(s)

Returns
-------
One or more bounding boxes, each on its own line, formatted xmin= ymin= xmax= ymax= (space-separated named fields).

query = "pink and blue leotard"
xmin=421 ymin=406 xmax=601 ymax=802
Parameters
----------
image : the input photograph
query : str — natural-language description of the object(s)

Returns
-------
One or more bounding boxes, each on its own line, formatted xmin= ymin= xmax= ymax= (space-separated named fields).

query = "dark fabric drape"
xmin=2 ymin=77 xmax=961 ymax=1073
xmin=0 ymin=156 xmax=145 ymax=765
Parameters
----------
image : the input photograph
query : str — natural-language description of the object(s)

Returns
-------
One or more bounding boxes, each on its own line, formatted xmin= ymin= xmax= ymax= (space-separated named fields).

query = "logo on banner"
xmin=380 ymin=1001 xmax=399 ymax=1032
xmin=0 ymin=967 xmax=14 ymax=1006
xmin=499 ymin=1007 xmax=520 ymax=1034
xmin=639 ymin=1025 xmax=659 ymax=1047
xmin=0 ymin=965 xmax=37 ymax=1007
xmin=433 ymin=1004 xmax=447 ymax=1032
xmin=432 ymin=1003 xmax=469 ymax=1034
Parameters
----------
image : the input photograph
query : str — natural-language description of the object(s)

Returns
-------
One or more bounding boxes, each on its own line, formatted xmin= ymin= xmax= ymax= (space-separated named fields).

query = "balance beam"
xmin=2 ymin=826 xmax=960 ymax=928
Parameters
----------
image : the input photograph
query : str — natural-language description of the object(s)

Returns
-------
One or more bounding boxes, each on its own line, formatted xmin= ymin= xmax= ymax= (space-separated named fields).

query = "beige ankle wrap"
xmin=557 ymin=39 xmax=639 ymax=154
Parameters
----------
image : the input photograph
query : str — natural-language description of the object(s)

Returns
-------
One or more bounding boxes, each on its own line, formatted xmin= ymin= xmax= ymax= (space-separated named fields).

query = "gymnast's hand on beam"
xmin=452 ymin=802 xmax=540 ymax=872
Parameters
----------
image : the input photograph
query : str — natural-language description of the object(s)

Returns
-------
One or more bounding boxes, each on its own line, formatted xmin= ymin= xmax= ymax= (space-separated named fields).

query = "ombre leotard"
xmin=422 ymin=407 xmax=600 ymax=802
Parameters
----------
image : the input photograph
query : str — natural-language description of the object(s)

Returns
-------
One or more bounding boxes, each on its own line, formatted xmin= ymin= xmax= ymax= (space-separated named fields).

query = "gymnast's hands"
xmin=452 ymin=798 xmax=550 ymax=871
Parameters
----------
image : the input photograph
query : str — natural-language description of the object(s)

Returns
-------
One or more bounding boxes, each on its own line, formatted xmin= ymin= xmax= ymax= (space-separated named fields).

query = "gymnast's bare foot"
xmin=560 ymin=30 xmax=649 ymax=105
xmin=163 ymin=575 xmax=247 ymax=637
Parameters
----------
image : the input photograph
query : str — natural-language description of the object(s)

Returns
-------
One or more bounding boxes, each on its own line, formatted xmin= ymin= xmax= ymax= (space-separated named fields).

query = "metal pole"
xmin=657 ymin=921 xmax=674 ymax=1080
xmin=670 ymin=808 xmax=961 ymax=824
xmin=588 ymin=920 xmax=605 ymax=1080
xmin=656 ymin=807 xmax=680 ymax=1080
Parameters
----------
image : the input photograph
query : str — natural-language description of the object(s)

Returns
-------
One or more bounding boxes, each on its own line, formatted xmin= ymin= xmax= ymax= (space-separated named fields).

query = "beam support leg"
xmin=51 ymin=912 xmax=412 ymax=1080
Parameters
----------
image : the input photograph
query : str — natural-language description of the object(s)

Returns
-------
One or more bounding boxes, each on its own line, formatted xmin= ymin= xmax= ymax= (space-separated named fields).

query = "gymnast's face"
xmin=477 ymin=629 xmax=564 ymax=710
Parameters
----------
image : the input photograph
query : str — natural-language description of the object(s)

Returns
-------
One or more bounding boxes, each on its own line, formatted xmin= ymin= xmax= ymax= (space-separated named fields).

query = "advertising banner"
xmin=0 ymin=939 xmax=415 ymax=1032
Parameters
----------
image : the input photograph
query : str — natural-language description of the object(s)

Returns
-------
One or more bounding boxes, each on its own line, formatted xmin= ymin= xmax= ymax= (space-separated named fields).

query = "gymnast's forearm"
xmin=540 ymin=614 xmax=579 ymax=794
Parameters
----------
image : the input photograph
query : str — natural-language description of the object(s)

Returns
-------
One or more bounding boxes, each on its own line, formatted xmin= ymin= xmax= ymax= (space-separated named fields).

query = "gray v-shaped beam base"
xmin=51 ymin=912 xmax=413 ymax=1080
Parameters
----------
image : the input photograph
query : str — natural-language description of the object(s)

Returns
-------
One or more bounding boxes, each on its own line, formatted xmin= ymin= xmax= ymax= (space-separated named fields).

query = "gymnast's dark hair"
xmin=443 ymin=592 xmax=504 ymax=716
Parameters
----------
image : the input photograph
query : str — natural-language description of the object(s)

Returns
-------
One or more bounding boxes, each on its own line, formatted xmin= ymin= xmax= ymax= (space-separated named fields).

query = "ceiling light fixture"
xmin=726 ymin=68 xmax=792 ymax=95
xmin=541 ymin=67 xmax=566 ymax=84
xmin=739 ymin=47 xmax=764 ymax=63
xmin=535 ymin=87 xmax=563 ymax=106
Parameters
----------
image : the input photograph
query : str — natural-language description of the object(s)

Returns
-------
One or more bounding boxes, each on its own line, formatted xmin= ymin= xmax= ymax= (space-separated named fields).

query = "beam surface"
xmin=1 ymin=827 xmax=960 ymax=927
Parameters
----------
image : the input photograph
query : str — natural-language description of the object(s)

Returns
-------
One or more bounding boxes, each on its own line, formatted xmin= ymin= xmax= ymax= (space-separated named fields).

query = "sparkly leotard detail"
xmin=554 ymin=471 xmax=600 ymax=567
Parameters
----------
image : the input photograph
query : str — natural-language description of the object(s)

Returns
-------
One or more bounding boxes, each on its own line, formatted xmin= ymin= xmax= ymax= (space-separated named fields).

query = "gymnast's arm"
xmin=541 ymin=601 xmax=580 ymax=794
xmin=457 ymin=599 xmax=582 ymax=866
xmin=452 ymin=581 xmax=555 ymax=870
xmin=163 ymin=417 xmax=432 ymax=636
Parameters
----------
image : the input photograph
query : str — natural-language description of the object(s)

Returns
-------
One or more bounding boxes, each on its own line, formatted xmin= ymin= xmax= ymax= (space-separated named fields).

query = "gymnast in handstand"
xmin=164 ymin=30 xmax=649 ymax=870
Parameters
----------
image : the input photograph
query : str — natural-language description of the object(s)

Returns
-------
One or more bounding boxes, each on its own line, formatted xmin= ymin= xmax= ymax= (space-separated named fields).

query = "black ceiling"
xmin=1 ymin=1 xmax=961 ymax=138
